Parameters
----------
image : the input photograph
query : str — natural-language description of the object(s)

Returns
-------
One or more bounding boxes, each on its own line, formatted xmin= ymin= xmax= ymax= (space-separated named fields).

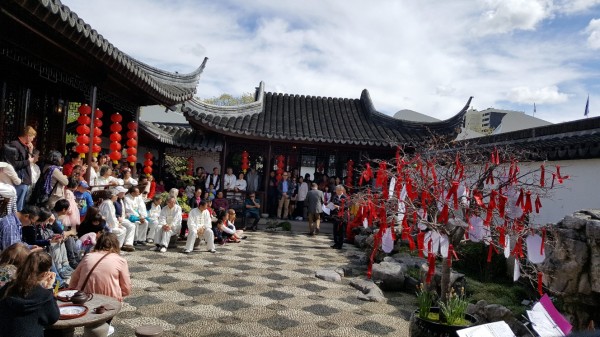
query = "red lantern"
xmin=109 ymin=133 xmax=122 ymax=142
xmin=187 ymin=157 xmax=194 ymax=176
xmin=76 ymin=104 xmax=92 ymax=158
xmin=94 ymin=109 xmax=103 ymax=119
xmin=93 ymin=136 xmax=102 ymax=145
xmin=125 ymin=119 xmax=138 ymax=167
xmin=92 ymin=144 xmax=102 ymax=154
xmin=126 ymin=139 xmax=137 ymax=148
xmin=93 ymin=127 xmax=102 ymax=137
xmin=143 ymin=152 xmax=153 ymax=176
xmin=109 ymin=113 xmax=122 ymax=164
xmin=276 ymin=155 xmax=285 ymax=181
xmin=241 ymin=151 xmax=249 ymax=173
xmin=110 ymin=113 xmax=122 ymax=123
xmin=109 ymin=142 xmax=122 ymax=151
xmin=78 ymin=104 xmax=91 ymax=115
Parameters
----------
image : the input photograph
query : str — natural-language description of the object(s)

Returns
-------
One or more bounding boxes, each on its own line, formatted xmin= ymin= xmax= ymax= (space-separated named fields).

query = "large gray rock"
xmin=561 ymin=214 xmax=589 ymax=230
xmin=468 ymin=300 xmax=533 ymax=337
xmin=392 ymin=253 xmax=427 ymax=269
xmin=349 ymin=278 xmax=387 ymax=302
xmin=586 ymin=219 xmax=600 ymax=240
xmin=371 ymin=261 xmax=407 ymax=291
xmin=315 ymin=270 xmax=342 ymax=282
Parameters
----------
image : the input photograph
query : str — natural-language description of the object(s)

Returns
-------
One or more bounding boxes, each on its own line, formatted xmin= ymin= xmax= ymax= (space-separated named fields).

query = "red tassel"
xmin=537 ymin=272 xmax=544 ymax=296
xmin=535 ymin=195 xmax=542 ymax=213
xmin=556 ymin=166 xmax=569 ymax=184
xmin=439 ymin=204 xmax=449 ymax=224
xmin=487 ymin=244 xmax=498 ymax=263
xmin=360 ymin=163 xmax=373 ymax=186
xmin=499 ymin=225 xmax=506 ymax=247
xmin=446 ymin=181 xmax=459 ymax=209
xmin=494 ymin=147 xmax=500 ymax=165
xmin=408 ymin=235 xmax=416 ymax=251
xmin=426 ymin=251 xmax=436 ymax=284
xmin=540 ymin=228 xmax=546 ymax=256
xmin=473 ymin=190 xmax=484 ymax=207
xmin=498 ymin=194 xmax=507 ymax=218
xmin=540 ymin=164 xmax=545 ymax=187
xmin=417 ymin=231 xmax=425 ymax=258
xmin=511 ymin=237 xmax=524 ymax=258
xmin=447 ymin=244 xmax=458 ymax=266
xmin=524 ymin=191 xmax=532 ymax=213
xmin=516 ymin=188 xmax=524 ymax=208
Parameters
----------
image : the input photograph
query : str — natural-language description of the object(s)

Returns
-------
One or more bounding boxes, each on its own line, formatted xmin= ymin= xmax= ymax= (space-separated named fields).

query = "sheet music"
xmin=456 ymin=321 xmax=516 ymax=337
xmin=528 ymin=307 xmax=565 ymax=337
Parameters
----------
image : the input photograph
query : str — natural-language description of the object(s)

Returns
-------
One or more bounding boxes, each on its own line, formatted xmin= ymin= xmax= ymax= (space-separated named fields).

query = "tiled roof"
xmin=138 ymin=121 xmax=223 ymax=152
xmin=459 ymin=116 xmax=600 ymax=159
xmin=182 ymin=82 xmax=471 ymax=147
xmin=9 ymin=0 xmax=206 ymax=106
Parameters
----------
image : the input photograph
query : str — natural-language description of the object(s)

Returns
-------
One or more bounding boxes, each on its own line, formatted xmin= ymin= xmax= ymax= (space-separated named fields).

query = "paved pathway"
xmin=105 ymin=221 xmax=415 ymax=336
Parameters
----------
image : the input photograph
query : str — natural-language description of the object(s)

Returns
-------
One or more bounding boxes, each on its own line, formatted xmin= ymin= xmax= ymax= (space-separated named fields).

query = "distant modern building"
xmin=465 ymin=108 xmax=552 ymax=135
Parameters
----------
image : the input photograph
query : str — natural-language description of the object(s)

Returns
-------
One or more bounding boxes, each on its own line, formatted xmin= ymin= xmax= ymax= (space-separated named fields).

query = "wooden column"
xmin=85 ymin=85 xmax=97 ymax=182
xmin=220 ymin=136 xmax=228 ymax=191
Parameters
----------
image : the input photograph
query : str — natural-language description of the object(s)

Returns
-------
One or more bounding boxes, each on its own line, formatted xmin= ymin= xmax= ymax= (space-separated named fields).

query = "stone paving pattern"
xmin=104 ymin=222 xmax=416 ymax=336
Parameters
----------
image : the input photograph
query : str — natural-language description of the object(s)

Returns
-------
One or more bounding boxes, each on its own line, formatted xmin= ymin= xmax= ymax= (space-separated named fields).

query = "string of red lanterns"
xmin=126 ymin=121 xmax=138 ymax=166
xmin=75 ymin=104 xmax=91 ymax=158
xmin=276 ymin=155 xmax=285 ymax=181
xmin=92 ymin=109 xmax=103 ymax=158
xmin=346 ymin=159 xmax=354 ymax=187
xmin=241 ymin=151 xmax=249 ymax=173
xmin=143 ymin=152 xmax=153 ymax=176
xmin=109 ymin=113 xmax=122 ymax=164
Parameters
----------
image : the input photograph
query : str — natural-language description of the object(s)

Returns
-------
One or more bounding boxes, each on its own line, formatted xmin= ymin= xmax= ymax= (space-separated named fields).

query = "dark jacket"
xmin=0 ymin=284 xmax=60 ymax=337
xmin=277 ymin=179 xmax=296 ymax=198
xmin=306 ymin=189 xmax=324 ymax=214
xmin=6 ymin=140 xmax=31 ymax=185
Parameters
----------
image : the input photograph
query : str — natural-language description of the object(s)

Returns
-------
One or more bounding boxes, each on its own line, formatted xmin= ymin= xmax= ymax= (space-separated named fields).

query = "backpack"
xmin=30 ymin=168 xmax=58 ymax=206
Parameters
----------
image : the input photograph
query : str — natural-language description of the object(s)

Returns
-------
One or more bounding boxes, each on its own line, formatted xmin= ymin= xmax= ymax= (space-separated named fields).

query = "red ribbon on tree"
xmin=417 ymin=231 xmax=425 ymax=258
xmin=426 ymin=241 xmax=436 ymax=284
xmin=485 ymin=190 xmax=498 ymax=226
xmin=535 ymin=195 xmax=542 ymax=213
xmin=499 ymin=223 xmax=506 ymax=247
xmin=538 ymin=272 xmax=544 ymax=296
xmin=447 ymin=244 xmax=458 ymax=266
xmin=359 ymin=163 xmax=373 ymax=186
xmin=511 ymin=237 xmax=524 ymax=258
xmin=487 ymin=244 xmax=499 ymax=263
xmin=524 ymin=191 xmax=533 ymax=213
xmin=446 ymin=181 xmax=460 ymax=209
xmin=540 ymin=164 xmax=545 ymax=187
xmin=516 ymin=188 xmax=524 ymax=209
xmin=540 ymin=228 xmax=546 ymax=256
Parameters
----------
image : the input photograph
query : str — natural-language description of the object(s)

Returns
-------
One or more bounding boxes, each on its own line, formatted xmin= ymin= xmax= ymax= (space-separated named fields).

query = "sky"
xmin=65 ymin=0 xmax=600 ymax=123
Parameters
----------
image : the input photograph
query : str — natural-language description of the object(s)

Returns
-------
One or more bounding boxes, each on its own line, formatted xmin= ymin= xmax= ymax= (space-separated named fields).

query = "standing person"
xmin=306 ymin=183 xmax=324 ymax=235
xmin=277 ymin=172 xmax=292 ymax=219
xmin=69 ymin=233 xmax=131 ymax=336
xmin=244 ymin=192 xmax=261 ymax=231
xmin=153 ymin=196 xmax=181 ymax=252
xmin=184 ymin=200 xmax=215 ymax=254
xmin=205 ymin=167 xmax=221 ymax=191
xmin=330 ymin=185 xmax=348 ymax=249
xmin=267 ymin=171 xmax=278 ymax=218
xmin=294 ymin=176 xmax=308 ymax=220
xmin=7 ymin=126 xmax=37 ymax=211
xmin=0 ymin=146 xmax=21 ymax=215
xmin=246 ymin=168 xmax=260 ymax=193
xmin=0 ymin=251 xmax=59 ymax=337
xmin=42 ymin=151 xmax=69 ymax=210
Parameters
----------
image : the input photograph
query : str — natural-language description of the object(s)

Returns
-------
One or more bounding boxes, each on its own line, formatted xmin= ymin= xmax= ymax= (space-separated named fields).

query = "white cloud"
xmin=475 ymin=0 xmax=552 ymax=36
xmin=555 ymin=0 xmax=600 ymax=13
xmin=586 ymin=18 xmax=600 ymax=49
xmin=506 ymin=86 xmax=569 ymax=104
xmin=64 ymin=0 xmax=600 ymax=124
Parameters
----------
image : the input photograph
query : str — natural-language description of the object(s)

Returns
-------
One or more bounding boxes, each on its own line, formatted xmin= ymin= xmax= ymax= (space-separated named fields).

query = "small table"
xmin=46 ymin=293 xmax=122 ymax=337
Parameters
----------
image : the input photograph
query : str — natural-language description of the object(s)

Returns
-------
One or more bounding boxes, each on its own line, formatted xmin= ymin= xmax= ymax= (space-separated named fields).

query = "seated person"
xmin=212 ymin=191 xmax=229 ymax=211
xmin=0 ymin=242 xmax=30 ymax=288
xmin=184 ymin=200 xmax=215 ymax=254
xmin=0 ymin=251 xmax=59 ymax=337
xmin=219 ymin=209 xmax=245 ymax=242
xmin=244 ymin=192 xmax=261 ymax=231
xmin=153 ymin=196 xmax=182 ymax=253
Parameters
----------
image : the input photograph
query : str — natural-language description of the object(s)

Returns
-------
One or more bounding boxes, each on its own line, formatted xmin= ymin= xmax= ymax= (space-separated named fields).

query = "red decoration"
xmin=241 ymin=151 xmax=249 ymax=173
xmin=92 ymin=109 xmax=103 ymax=157
xmin=187 ymin=157 xmax=194 ymax=176
xmin=346 ymin=159 xmax=354 ymax=187
xmin=125 ymin=117 xmax=138 ymax=167
xmin=276 ymin=155 xmax=285 ymax=181
xmin=109 ymin=113 xmax=122 ymax=164
xmin=75 ymin=104 xmax=92 ymax=158
xmin=143 ymin=152 xmax=153 ymax=177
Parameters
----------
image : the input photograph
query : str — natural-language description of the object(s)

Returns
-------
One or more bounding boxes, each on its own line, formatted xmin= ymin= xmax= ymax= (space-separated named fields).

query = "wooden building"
xmin=0 ymin=0 xmax=206 ymax=157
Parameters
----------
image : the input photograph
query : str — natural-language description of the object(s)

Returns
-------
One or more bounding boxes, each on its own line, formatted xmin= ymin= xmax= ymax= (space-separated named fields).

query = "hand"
xmin=28 ymin=156 xmax=36 ymax=164
xmin=50 ymin=235 xmax=62 ymax=243
xmin=140 ymin=218 xmax=146 ymax=224
xmin=26 ymin=142 xmax=34 ymax=152
xmin=40 ymin=271 xmax=56 ymax=289
xmin=162 ymin=224 xmax=171 ymax=231
xmin=30 ymin=245 xmax=43 ymax=252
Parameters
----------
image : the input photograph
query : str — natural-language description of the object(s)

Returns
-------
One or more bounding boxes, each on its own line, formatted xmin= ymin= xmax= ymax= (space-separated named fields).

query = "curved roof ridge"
xmin=182 ymin=81 xmax=265 ymax=117
xmin=19 ymin=0 xmax=206 ymax=105
xmin=360 ymin=89 xmax=471 ymax=132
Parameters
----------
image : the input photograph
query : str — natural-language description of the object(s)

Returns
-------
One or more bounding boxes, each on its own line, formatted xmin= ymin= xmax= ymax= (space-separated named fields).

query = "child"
xmin=208 ymin=184 xmax=216 ymax=201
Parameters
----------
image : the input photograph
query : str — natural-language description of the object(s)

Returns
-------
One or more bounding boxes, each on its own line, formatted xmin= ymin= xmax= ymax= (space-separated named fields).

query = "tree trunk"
xmin=440 ymin=258 xmax=451 ymax=323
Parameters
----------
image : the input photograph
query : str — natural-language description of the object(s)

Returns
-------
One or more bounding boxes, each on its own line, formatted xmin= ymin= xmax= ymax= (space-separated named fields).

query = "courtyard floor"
xmin=105 ymin=220 xmax=416 ymax=336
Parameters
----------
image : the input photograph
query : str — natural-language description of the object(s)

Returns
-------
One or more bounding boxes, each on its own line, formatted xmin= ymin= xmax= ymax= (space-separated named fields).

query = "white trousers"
xmin=114 ymin=220 xmax=135 ymax=246
xmin=155 ymin=228 xmax=177 ymax=248
xmin=133 ymin=220 xmax=149 ymax=242
xmin=147 ymin=219 xmax=160 ymax=241
xmin=185 ymin=227 xmax=215 ymax=251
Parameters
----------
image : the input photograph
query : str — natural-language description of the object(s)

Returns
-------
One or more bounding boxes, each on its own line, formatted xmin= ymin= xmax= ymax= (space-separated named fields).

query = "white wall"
xmin=525 ymin=158 xmax=600 ymax=225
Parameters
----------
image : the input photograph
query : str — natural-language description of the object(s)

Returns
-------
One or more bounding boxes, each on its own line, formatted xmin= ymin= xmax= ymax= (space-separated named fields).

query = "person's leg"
xmin=184 ymin=229 xmax=198 ymax=252
xmin=308 ymin=213 xmax=315 ymax=234
xmin=112 ymin=227 xmax=126 ymax=247
xmin=332 ymin=219 xmax=340 ymax=247
xmin=203 ymin=228 xmax=215 ymax=251
xmin=135 ymin=221 xmax=148 ymax=243
xmin=252 ymin=213 xmax=260 ymax=228
xmin=282 ymin=198 xmax=290 ymax=219
xmin=147 ymin=219 xmax=158 ymax=242
xmin=121 ymin=220 xmax=136 ymax=247
xmin=179 ymin=221 xmax=188 ymax=239
xmin=277 ymin=197 xmax=284 ymax=218
xmin=64 ymin=237 xmax=79 ymax=268
xmin=315 ymin=213 xmax=321 ymax=234
xmin=14 ymin=184 xmax=27 ymax=211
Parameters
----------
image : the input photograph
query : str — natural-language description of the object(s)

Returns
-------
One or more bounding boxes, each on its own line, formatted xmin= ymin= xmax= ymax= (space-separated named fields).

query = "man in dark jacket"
xmin=6 ymin=126 xmax=37 ymax=211
xmin=330 ymin=185 xmax=348 ymax=249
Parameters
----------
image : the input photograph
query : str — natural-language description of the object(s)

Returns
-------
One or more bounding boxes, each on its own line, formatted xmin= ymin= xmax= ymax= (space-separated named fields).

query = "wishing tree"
xmin=345 ymin=138 xmax=568 ymax=304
